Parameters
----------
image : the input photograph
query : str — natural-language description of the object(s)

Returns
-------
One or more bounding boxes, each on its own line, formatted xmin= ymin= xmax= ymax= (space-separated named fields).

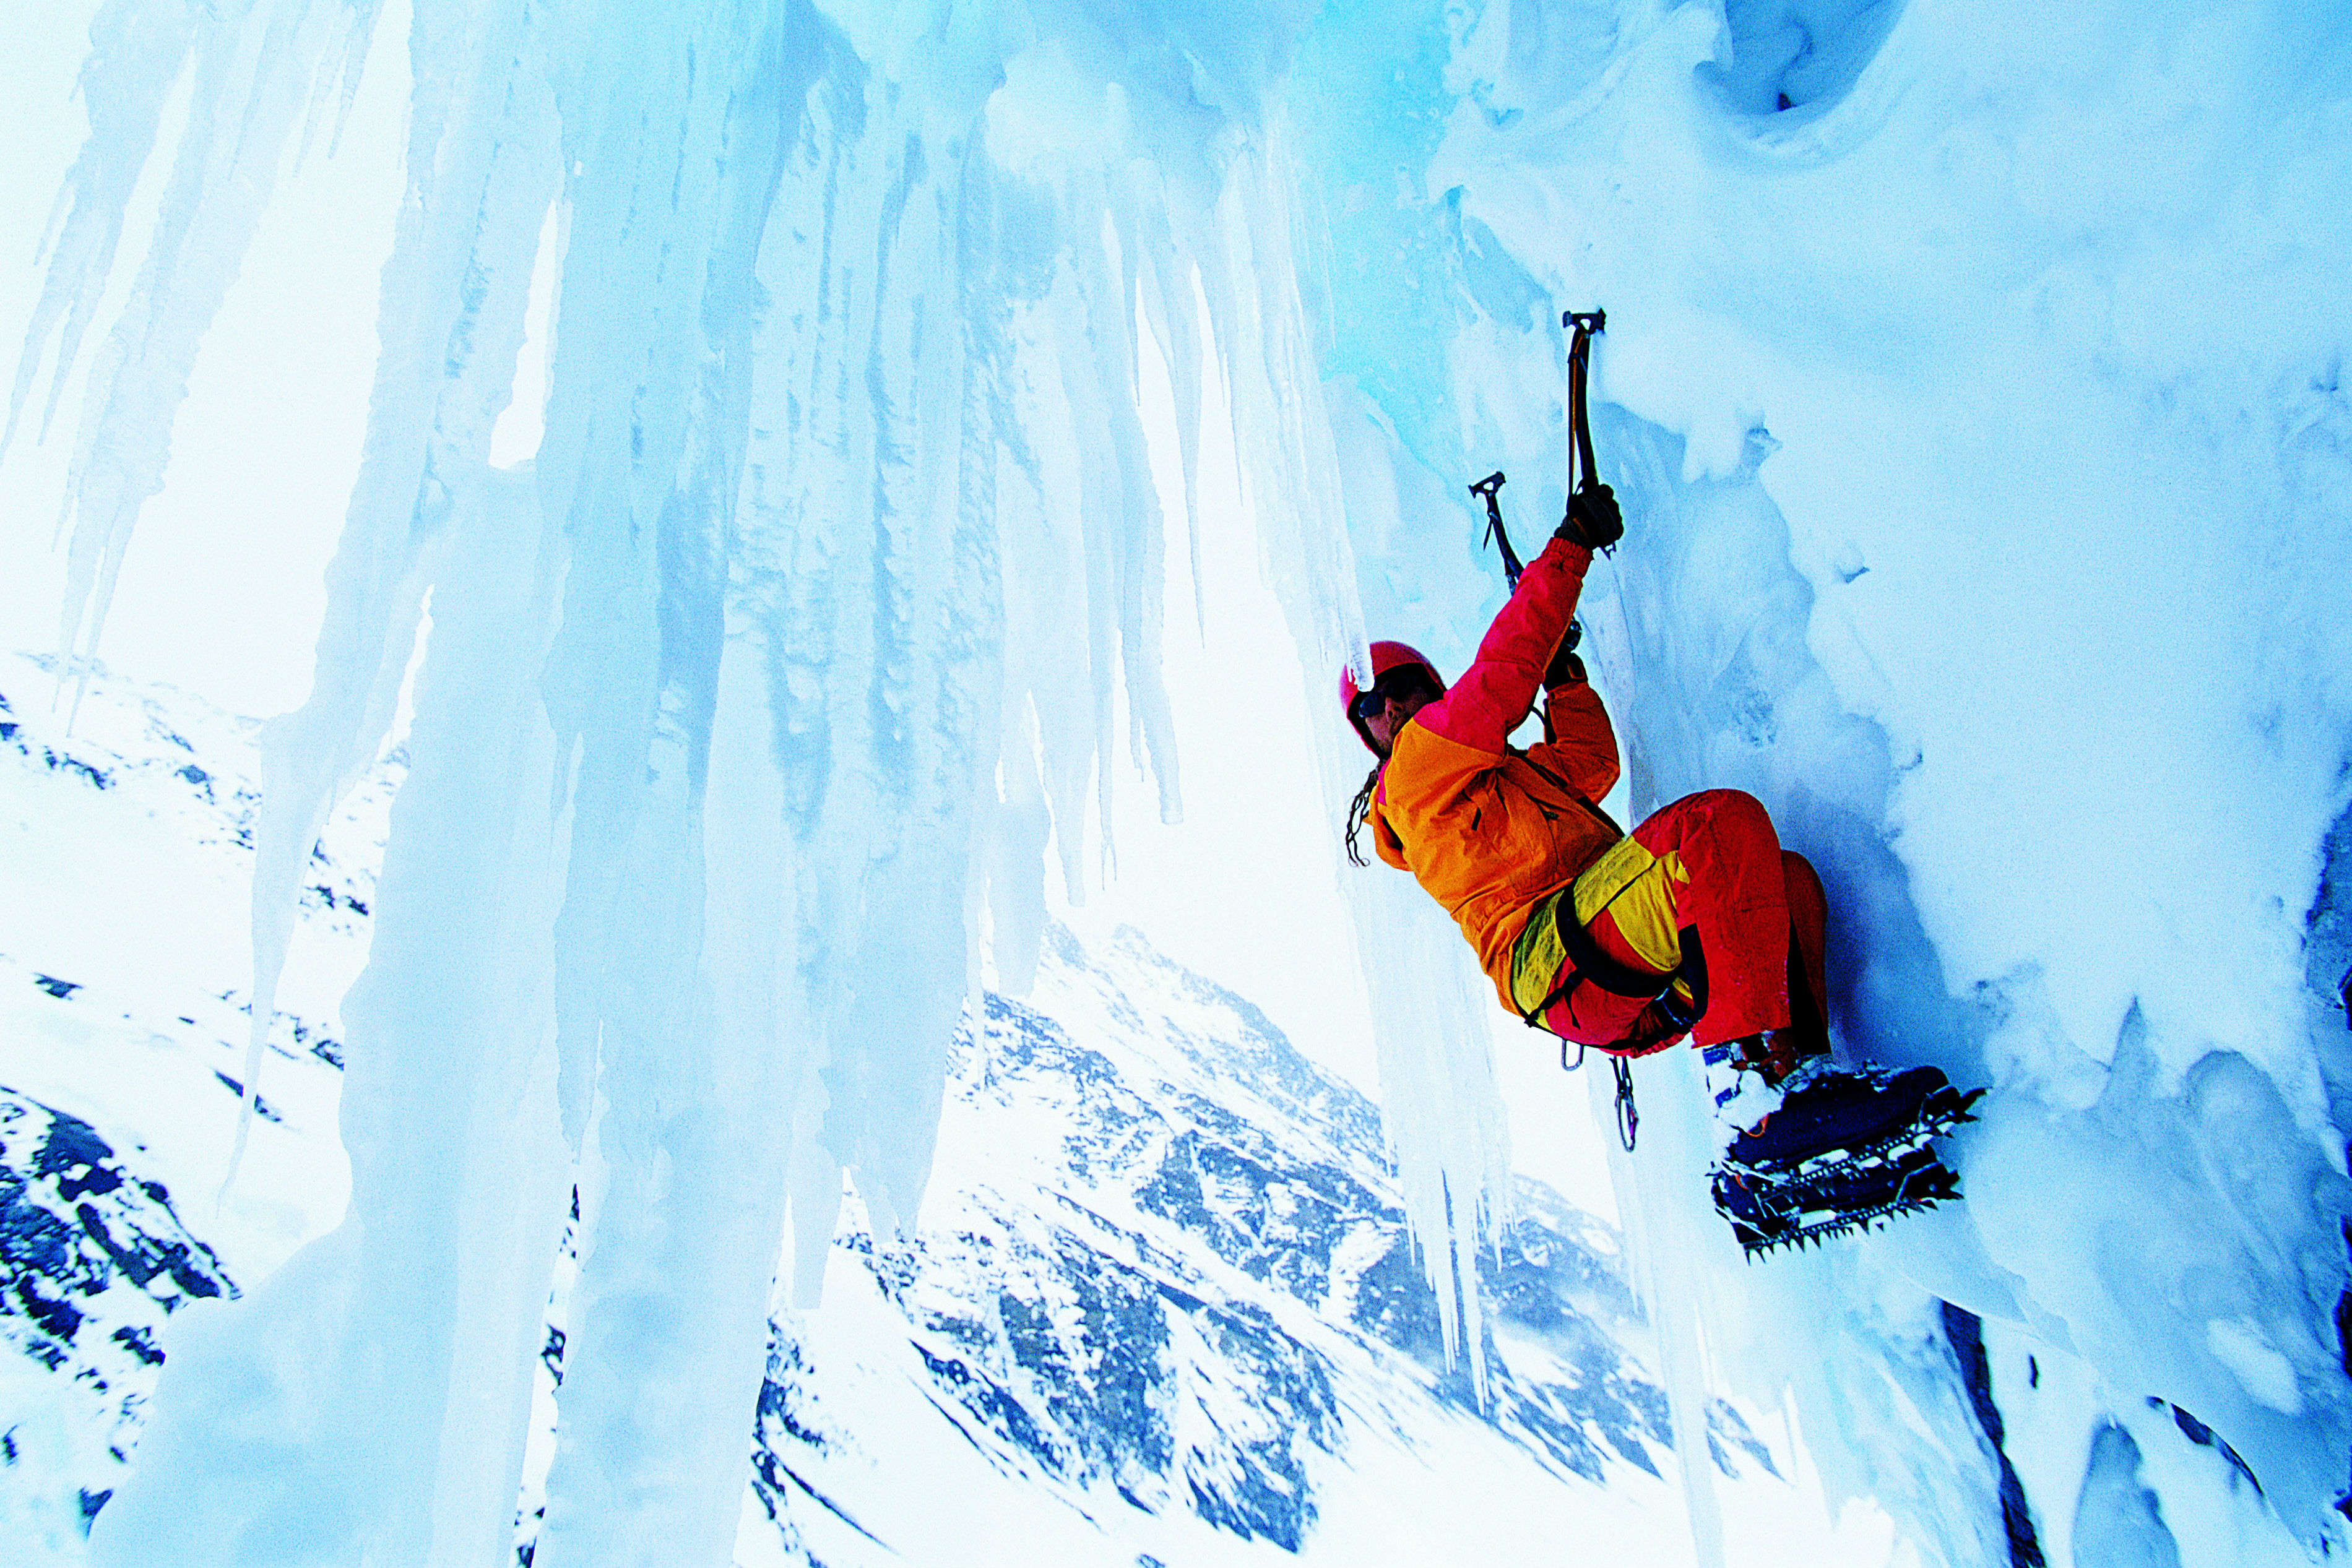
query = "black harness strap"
xmin=1519 ymin=880 xmax=1675 ymax=1032
xmin=1524 ymin=884 xmax=1710 ymax=1038
xmin=1555 ymin=895 xmax=1676 ymax=998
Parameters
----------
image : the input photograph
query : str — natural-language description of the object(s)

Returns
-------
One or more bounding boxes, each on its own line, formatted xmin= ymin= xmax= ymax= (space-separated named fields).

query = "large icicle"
xmin=519 ymin=2 xmax=827 ymax=1559
xmin=1221 ymin=87 xmax=1526 ymax=1391
xmin=47 ymin=1 xmax=1341 ymax=1561
xmin=235 ymin=0 xmax=561 ymax=1192
xmin=87 ymin=0 xmax=579 ymax=1557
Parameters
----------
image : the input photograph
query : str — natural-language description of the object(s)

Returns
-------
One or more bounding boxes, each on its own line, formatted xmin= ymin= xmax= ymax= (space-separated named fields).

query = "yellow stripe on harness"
xmin=1509 ymin=838 xmax=1688 ymax=1016
xmin=1568 ymin=835 xmax=1655 ymax=926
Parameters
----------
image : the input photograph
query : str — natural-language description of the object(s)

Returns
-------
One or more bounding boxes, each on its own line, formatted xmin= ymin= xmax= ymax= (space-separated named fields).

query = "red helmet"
xmin=1340 ymin=640 xmax=1446 ymax=753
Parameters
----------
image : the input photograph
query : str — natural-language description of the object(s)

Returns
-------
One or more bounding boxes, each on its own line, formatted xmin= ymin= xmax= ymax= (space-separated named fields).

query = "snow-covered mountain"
xmin=719 ymin=923 xmax=1804 ymax=1567
xmin=1 ymin=654 xmax=1802 ymax=1565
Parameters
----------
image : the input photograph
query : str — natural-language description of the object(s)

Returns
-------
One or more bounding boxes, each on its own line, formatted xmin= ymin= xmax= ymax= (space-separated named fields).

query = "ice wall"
xmin=1286 ymin=0 xmax=2352 ymax=1562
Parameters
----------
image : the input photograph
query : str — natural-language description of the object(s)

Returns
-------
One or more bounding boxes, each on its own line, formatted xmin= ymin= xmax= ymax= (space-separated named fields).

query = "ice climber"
xmin=1341 ymin=483 xmax=1978 ymax=1254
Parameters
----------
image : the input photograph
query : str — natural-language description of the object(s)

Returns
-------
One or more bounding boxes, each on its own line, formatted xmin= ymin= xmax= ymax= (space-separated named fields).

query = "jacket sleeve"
xmin=1529 ymin=679 xmax=1619 ymax=802
xmin=1413 ymin=535 xmax=1594 ymax=759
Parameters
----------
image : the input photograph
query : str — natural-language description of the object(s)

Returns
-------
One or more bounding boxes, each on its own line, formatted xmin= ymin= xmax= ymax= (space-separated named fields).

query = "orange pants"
xmin=1544 ymin=789 xmax=1827 ymax=1051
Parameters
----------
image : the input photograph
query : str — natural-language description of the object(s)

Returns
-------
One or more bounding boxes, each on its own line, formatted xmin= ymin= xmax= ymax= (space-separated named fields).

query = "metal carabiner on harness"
xmin=1558 ymin=1041 xmax=1640 ymax=1152
xmin=1612 ymin=1057 xmax=1638 ymax=1152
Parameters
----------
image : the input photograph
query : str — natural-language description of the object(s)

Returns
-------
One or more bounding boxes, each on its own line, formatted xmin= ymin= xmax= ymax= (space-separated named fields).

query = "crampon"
xmin=1711 ymin=1067 xmax=1986 ymax=1260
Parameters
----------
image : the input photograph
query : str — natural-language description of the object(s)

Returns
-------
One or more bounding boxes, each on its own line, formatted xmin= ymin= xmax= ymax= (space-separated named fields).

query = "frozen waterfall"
xmin=5 ymin=0 xmax=2350 ymax=1565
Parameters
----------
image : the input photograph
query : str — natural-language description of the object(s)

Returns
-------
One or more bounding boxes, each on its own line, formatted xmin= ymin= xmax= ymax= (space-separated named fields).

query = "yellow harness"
xmin=1509 ymin=836 xmax=1692 ymax=1020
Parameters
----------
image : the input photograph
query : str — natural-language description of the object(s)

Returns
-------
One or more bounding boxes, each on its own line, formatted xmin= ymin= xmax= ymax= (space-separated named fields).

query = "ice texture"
xmin=1297 ymin=0 xmax=2352 ymax=1561
xmin=10 ymin=0 xmax=2351 ymax=1564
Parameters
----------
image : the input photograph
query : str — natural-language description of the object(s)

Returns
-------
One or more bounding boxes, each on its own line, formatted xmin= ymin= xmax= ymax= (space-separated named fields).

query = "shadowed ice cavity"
xmin=1698 ymin=0 xmax=1906 ymax=116
xmin=2304 ymin=797 xmax=2352 ymax=1127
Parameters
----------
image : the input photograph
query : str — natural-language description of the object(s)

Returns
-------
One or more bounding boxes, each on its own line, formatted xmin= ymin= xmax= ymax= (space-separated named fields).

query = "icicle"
xmin=45 ymin=0 xmax=1491 ymax=1558
xmin=4 ymin=0 xmax=196 ymax=462
xmin=89 ymin=0 xmax=574 ymax=1559
xmin=1123 ymin=175 xmax=1210 ymax=640
xmin=231 ymin=0 xmax=559 ymax=1197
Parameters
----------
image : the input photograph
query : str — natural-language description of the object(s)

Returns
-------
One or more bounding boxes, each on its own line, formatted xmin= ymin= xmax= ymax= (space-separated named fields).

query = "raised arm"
xmin=1531 ymin=676 xmax=1619 ymax=802
xmin=1414 ymin=536 xmax=1595 ymax=758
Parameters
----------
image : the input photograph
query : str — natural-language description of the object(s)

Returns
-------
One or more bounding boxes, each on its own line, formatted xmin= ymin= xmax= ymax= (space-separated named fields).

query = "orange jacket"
xmin=1370 ymin=536 xmax=1622 ymax=1010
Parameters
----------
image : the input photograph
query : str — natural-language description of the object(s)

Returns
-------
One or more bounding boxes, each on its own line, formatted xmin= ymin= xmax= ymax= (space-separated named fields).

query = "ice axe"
xmin=1563 ymin=308 xmax=1606 ymax=512
xmin=1469 ymin=470 xmax=1527 ymax=588
xmin=1467 ymin=304 xmax=1609 ymax=595
xmin=1466 ymin=470 xmax=1581 ymax=661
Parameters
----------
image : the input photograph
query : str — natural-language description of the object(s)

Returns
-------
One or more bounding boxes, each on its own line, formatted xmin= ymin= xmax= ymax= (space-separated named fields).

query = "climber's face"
xmin=1364 ymin=687 xmax=1432 ymax=756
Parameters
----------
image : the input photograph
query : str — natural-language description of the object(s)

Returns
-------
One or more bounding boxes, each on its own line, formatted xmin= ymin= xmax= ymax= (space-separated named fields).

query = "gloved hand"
xmin=1556 ymin=482 xmax=1622 ymax=550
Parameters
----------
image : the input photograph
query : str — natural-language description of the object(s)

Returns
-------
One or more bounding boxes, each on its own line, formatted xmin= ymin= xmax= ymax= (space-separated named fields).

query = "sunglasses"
xmin=1348 ymin=671 xmax=1438 ymax=724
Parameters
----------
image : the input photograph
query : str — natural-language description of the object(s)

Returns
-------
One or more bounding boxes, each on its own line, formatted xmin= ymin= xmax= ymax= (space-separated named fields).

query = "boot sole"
xmin=1721 ymin=1156 xmax=1963 ymax=1257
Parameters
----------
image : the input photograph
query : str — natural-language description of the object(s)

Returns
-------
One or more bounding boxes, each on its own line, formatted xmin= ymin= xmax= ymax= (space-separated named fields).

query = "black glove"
xmin=1556 ymin=483 xmax=1622 ymax=550
xmin=1542 ymin=619 xmax=1586 ymax=688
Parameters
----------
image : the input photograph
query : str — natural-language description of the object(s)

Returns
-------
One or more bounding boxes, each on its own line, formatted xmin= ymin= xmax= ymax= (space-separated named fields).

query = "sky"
xmin=0 ymin=0 xmax=403 ymax=717
xmin=0 ymin=0 xmax=1619 ymax=1214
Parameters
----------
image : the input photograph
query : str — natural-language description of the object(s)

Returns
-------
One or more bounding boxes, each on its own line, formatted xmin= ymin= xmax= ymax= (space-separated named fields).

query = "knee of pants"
xmin=1690 ymin=786 xmax=1769 ymax=830
xmin=1644 ymin=788 xmax=1762 ymax=838
xmin=1673 ymin=788 xmax=1779 ymax=868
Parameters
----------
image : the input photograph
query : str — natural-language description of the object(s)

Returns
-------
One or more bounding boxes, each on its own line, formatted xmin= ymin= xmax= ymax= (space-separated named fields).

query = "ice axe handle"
xmin=1563 ymin=308 xmax=1608 ymax=532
